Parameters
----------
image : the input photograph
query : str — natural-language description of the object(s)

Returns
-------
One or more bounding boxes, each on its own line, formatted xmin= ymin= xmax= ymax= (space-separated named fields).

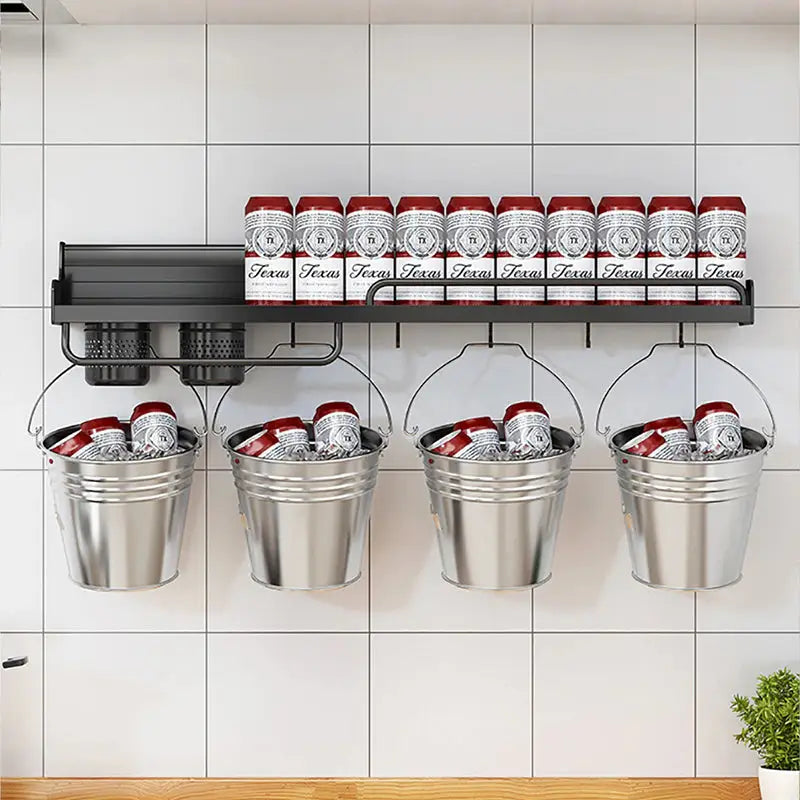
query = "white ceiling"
xmin=6 ymin=0 xmax=799 ymax=25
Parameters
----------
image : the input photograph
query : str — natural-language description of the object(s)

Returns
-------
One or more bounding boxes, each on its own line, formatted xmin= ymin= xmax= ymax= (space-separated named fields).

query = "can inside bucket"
xmin=418 ymin=422 xmax=576 ymax=459
xmin=42 ymin=423 xmax=200 ymax=458
xmin=226 ymin=423 xmax=385 ymax=459
xmin=610 ymin=421 xmax=768 ymax=457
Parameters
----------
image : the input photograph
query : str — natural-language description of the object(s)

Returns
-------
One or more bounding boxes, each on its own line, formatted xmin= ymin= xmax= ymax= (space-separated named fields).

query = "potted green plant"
xmin=731 ymin=668 xmax=799 ymax=800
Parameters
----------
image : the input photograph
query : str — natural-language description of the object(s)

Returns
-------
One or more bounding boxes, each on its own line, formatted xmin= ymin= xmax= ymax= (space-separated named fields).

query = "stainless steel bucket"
xmin=224 ymin=424 xmax=385 ymax=590
xmin=597 ymin=341 xmax=776 ymax=591
xmin=418 ymin=424 xmax=577 ymax=589
xmin=41 ymin=424 xmax=201 ymax=591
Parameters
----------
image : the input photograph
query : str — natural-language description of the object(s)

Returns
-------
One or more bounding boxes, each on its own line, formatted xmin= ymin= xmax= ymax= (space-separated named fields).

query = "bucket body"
xmin=43 ymin=425 xmax=200 ymax=591
xmin=610 ymin=423 xmax=767 ymax=590
xmin=418 ymin=424 xmax=576 ymax=590
xmin=225 ymin=424 xmax=384 ymax=590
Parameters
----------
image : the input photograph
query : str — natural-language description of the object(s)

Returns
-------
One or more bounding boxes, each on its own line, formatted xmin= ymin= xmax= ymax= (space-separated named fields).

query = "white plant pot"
xmin=759 ymin=766 xmax=800 ymax=800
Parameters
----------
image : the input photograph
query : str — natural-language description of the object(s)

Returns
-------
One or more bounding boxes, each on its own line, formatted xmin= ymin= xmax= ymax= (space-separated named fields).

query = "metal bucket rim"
xmin=416 ymin=421 xmax=577 ymax=464
xmin=609 ymin=421 xmax=768 ymax=463
xmin=224 ymin=422 xmax=387 ymax=464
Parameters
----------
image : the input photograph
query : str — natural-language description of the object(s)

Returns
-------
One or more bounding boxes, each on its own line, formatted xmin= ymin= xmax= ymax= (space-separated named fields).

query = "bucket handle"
xmin=211 ymin=345 xmax=393 ymax=441
xmin=595 ymin=341 xmax=776 ymax=449
xmin=402 ymin=340 xmax=585 ymax=447
xmin=27 ymin=359 xmax=209 ymax=450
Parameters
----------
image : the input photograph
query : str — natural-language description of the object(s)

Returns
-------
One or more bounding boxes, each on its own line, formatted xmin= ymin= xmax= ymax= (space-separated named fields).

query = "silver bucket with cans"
xmin=597 ymin=342 xmax=775 ymax=591
xmin=214 ymin=356 xmax=391 ymax=591
xmin=29 ymin=366 xmax=206 ymax=591
xmin=406 ymin=341 xmax=583 ymax=590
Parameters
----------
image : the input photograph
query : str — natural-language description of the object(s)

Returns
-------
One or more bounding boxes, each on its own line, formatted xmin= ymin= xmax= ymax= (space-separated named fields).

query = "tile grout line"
xmin=693 ymin=21 xmax=699 ymax=780
xmin=15 ymin=141 xmax=800 ymax=148
xmin=530 ymin=20 xmax=535 ymax=780
xmin=40 ymin=8 xmax=46 ymax=779
xmin=203 ymin=20 xmax=210 ymax=780
xmin=24 ymin=630 xmax=800 ymax=636
xmin=367 ymin=21 xmax=372 ymax=780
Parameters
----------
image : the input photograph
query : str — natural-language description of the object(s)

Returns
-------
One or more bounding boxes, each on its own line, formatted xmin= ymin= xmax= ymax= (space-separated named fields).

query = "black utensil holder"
xmin=84 ymin=323 xmax=151 ymax=386
xmin=179 ymin=323 xmax=245 ymax=386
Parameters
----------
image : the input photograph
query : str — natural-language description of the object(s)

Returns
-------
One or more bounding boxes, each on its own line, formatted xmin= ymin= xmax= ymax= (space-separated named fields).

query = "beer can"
xmin=642 ymin=416 xmax=690 ymax=458
xmin=313 ymin=401 xmax=361 ymax=457
xmin=264 ymin=416 xmax=311 ymax=458
xmin=234 ymin=429 xmax=287 ymax=460
xmin=295 ymin=196 xmax=345 ymax=305
xmin=50 ymin=430 xmax=103 ymax=460
xmin=345 ymin=196 xmax=395 ymax=305
xmin=646 ymin=196 xmax=696 ymax=304
xmin=428 ymin=429 xmax=484 ymax=460
xmin=131 ymin=401 xmax=179 ymax=456
xmin=452 ymin=416 xmax=501 ymax=452
xmin=693 ymin=401 xmax=743 ymax=458
xmin=395 ymin=196 xmax=445 ymax=305
xmin=503 ymin=401 xmax=551 ymax=456
xmin=496 ymin=196 xmax=546 ymax=305
xmin=546 ymin=196 xmax=596 ymax=304
xmin=622 ymin=429 xmax=675 ymax=459
xmin=445 ymin=196 xmax=496 ymax=305
xmin=244 ymin=196 xmax=294 ymax=306
xmin=80 ymin=416 xmax=129 ymax=460
xmin=597 ymin=196 xmax=646 ymax=305
xmin=697 ymin=196 xmax=746 ymax=305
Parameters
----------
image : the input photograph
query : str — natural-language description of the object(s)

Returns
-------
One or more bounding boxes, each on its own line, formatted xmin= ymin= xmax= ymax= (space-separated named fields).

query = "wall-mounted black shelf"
xmin=52 ymin=243 xmax=755 ymax=326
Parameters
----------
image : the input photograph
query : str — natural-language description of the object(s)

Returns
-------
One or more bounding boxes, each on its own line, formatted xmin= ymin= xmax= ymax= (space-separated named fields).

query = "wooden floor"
xmin=0 ymin=778 xmax=761 ymax=800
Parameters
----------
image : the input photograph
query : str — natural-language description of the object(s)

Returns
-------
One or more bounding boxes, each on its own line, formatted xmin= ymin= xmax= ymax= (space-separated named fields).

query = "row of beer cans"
xmin=245 ymin=195 xmax=746 ymax=306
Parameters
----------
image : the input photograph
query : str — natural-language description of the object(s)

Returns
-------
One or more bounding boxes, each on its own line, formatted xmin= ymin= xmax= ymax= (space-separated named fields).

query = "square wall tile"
xmin=533 ymin=0 xmax=696 ymax=24
xmin=44 ymin=633 xmax=205 ymax=776
xmin=44 ymin=145 xmax=205 ymax=300
xmin=44 ymin=26 xmax=205 ymax=143
xmin=206 ymin=472 xmax=368 ymax=632
xmin=0 ymin=146 xmax=43 ymax=306
xmin=698 ymin=309 xmax=800 ymax=469
xmin=0 ymin=309 xmax=43 ymax=471
xmin=44 ymin=475 xmax=205 ymax=632
xmin=697 ymin=26 xmax=799 ymax=144
xmin=370 ymin=472 xmax=532 ymax=632
xmin=697 ymin=472 xmax=800 ymax=633
xmin=371 ymin=25 xmax=531 ymax=144
xmin=533 ymin=323 xmax=696 ymax=469
xmin=370 ymin=323 xmax=533 ymax=470
xmin=697 ymin=633 xmax=800 ymax=776
xmin=697 ymin=0 xmax=799 ymax=24
xmin=207 ymin=145 xmax=368 ymax=243
xmin=696 ymin=146 xmax=800 ymax=308
xmin=371 ymin=633 xmax=532 ymax=776
xmin=0 ymin=472 xmax=43 ymax=632
xmin=533 ymin=26 xmax=694 ymax=144
xmin=1 ymin=633 xmax=42 ymax=777
xmin=534 ymin=472 xmax=695 ymax=632
xmin=532 ymin=144 xmax=694 ymax=203
xmin=370 ymin=145 xmax=532 ymax=202
xmin=0 ymin=25 xmax=42 ymax=144
xmin=208 ymin=633 xmax=368 ymax=776
xmin=208 ymin=25 xmax=368 ymax=144
xmin=533 ymin=633 xmax=694 ymax=776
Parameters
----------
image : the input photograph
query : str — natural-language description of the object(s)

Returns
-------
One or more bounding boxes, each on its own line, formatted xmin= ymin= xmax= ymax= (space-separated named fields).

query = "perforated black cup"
xmin=179 ymin=323 xmax=245 ymax=386
xmin=84 ymin=323 xmax=151 ymax=386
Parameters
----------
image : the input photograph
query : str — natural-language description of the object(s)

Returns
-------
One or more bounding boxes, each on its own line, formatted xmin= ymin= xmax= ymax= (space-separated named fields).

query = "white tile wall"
xmin=0 ymin=17 xmax=798 ymax=780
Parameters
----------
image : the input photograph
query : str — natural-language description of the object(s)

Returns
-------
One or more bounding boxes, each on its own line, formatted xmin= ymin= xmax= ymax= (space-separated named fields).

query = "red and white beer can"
xmin=503 ymin=401 xmax=551 ymax=456
xmin=453 ymin=416 xmax=500 ymax=451
xmin=642 ymin=416 xmax=690 ymax=458
xmin=50 ymin=430 xmax=103 ymax=460
xmin=80 ymin=416 xmax=129 ymax=460
xmin=622 ymin=429 xmax=675 ymax=459
xmin=428 ymin=429 xmax=484 ymax=460
xmin=693 ymin=401 xmax=743 ymax=458
xmin=697 ymin=196 xmax=746 ymax=305
xmin=546 ymin=196 xmax=596 ymax=304
xmin=345 ymin=196 xmax=395 ymax=305
xmin=597 ymin=196 xmax=646 ymax=305
xmin=646 ymin=196 xmax=697 ymax=304
xmin=313 ymin=401 xmax=361 ymax=457
xmin=295 ymin=196 xmax=345 ymax=305
xmin=264 ymin=416 xmax=310 ymax=457
xmin=244 ymin=196 xmax=294 ymax=305
xmin=445 ymin=196 xmax=496 ymax=305
xmin=131 ymin=401 xmax=178 ymax=456
xmin=496 ymin=196 xmax=546 ymax=305
xmin=235 ymin=429 xmax=286 ymax=460
xmin=395 ymin=196 xmax=446 ymax=305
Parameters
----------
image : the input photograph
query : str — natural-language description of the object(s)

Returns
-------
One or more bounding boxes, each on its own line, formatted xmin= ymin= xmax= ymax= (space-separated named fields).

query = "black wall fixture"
xmin=84 ymin=322 xmax=151 ymax=386
xmin=179 ymin=323 xmax=245 ymax=386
